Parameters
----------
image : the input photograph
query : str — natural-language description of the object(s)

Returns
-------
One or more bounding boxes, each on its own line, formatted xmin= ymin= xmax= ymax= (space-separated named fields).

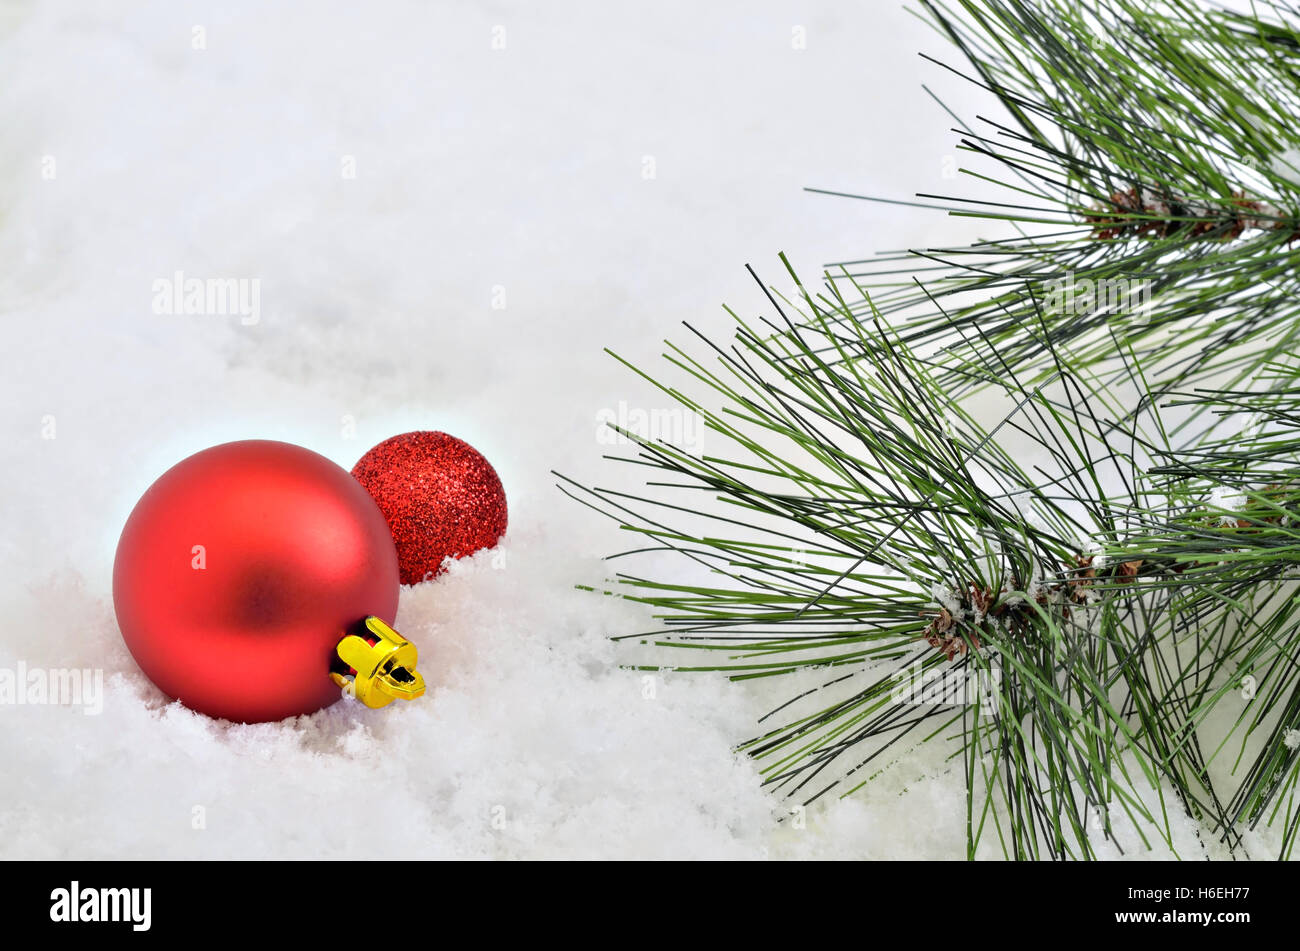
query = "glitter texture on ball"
xmin=351 ymin=431 xmax=508 ymax=585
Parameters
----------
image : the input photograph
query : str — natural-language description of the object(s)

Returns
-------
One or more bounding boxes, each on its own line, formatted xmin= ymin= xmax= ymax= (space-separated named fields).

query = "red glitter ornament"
xmin=351 ymin=431 xmax=508 ymax=585
xmin=112 ymin=440 xmax=404 ymax=722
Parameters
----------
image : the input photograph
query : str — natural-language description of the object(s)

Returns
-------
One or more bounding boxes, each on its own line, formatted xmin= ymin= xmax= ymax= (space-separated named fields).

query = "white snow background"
xmin=0 ymin=0 xmax=1278 ymax=859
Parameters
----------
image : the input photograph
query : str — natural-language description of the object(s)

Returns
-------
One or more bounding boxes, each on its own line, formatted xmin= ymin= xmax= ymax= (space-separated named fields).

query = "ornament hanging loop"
xmin=331 ymin=616 xmax=427 ymax=709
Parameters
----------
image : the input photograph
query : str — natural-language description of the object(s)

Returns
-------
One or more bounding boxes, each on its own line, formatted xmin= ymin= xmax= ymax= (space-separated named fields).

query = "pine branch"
xmin=564 ymin=0 xmax=1300 ymax=858
xmin=812 ymin=0 xmax=1300 ymax=405
xmin=561 ymin=259 xmax=1232 ymax=858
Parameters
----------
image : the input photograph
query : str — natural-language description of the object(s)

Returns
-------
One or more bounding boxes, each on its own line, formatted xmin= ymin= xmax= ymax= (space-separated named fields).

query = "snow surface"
xmin=0 ymin=0 xmax=1281 ymax=859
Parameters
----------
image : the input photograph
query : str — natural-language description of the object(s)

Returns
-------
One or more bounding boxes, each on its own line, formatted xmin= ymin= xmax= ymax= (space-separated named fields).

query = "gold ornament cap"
xmin=331 ymin=616 xmax=427 ymax=709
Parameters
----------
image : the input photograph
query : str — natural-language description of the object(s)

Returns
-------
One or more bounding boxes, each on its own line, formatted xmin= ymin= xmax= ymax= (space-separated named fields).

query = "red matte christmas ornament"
xmin=351 ymin=431 xmax=508 ymax=584
xmin=112 ymin=440 xmax=427 ymax=723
